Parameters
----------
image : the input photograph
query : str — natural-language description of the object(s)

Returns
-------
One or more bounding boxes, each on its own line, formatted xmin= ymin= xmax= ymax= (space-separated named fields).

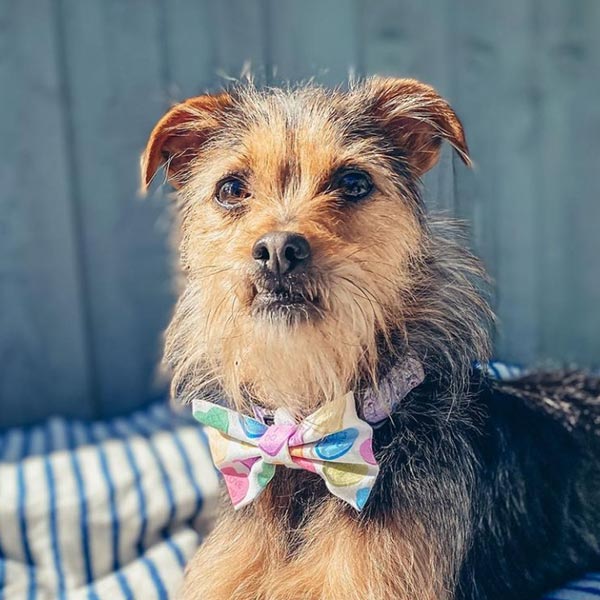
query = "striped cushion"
xmin=0 ymin=365 xmax=597 ymax=599
xmin=543 ymin=575 xmax=600 ymax=600
xmin=0 ymin=403 xmax=219 ymax=599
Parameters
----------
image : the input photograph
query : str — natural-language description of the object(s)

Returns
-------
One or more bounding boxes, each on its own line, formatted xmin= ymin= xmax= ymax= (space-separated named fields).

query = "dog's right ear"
xmin=365 ymin=78 xmax=471 ymax=177
xmin=140 ymin=92 xmax=232 ymax=192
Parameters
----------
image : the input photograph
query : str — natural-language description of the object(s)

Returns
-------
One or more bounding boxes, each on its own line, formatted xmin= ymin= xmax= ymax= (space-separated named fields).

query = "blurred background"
xmin=2 ymin=0 xmax=599 ymax=427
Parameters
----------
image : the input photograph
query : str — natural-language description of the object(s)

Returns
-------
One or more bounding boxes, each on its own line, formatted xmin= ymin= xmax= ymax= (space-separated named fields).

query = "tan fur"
xmin=141 ymin=78 xmax=483 ymax=600
xmin=151 ymin=82 xmax=445 ymax=419
xmin=181 ymin=493 xmax=447 ymax=600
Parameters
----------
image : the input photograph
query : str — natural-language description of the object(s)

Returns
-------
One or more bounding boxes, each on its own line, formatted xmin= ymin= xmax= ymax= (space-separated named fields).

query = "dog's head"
xmin=142 ymin=78 xmax=488 ymax=415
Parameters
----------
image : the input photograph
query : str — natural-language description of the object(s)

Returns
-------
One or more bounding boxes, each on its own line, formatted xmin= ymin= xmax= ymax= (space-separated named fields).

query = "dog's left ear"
xmin=140 ymin=92 xmax=232 ymax=192
xmin=366 ymin=77 xmax=471 ymax=176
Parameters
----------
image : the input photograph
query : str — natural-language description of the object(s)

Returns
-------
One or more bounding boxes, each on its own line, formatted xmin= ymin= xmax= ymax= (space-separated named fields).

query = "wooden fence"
xmin=2 ymin=0 xmax=599 ymax=426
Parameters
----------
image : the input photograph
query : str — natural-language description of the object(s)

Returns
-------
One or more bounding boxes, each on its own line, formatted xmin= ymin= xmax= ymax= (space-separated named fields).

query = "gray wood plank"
xmin=363 ymin=0 xmax=452 ymax=90
xmin=452 ymin=0 xmax=540 ymax=365
xmin=213 ymin=0 xmax=268 ymax=83
xmin=0 ymin=0 xmax=92 ymax=426
xmin=362 ymin=0 xmax=457 ymax=214
xmin=536 ymin=0 xmax=600 ymax=367
xmin=162 ymin=0 xmax=216 ymax=99
xmin=58 ymin=0 xmax=176 ymax=416
xmin=267 ymin=0 xmax=361 ymax=85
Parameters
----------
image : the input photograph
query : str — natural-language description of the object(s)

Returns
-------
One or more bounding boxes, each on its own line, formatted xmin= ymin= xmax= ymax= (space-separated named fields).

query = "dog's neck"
xmin=249 ymin=353 xmax=425 ymax=427
xmin=167 ymin=219 xmax=493 ymax=417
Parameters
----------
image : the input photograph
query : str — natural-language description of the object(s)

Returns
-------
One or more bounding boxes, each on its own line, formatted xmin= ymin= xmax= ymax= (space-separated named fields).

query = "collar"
xmin=252 ymin=355 xmax=425 ymax=428
xmin=358 ymin=355 xmax=425 ymax=426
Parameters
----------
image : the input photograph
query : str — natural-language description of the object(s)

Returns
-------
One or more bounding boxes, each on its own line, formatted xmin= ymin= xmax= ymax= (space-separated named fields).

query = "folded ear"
xmin=140 ymin=92 xmax=232 ymax=192
xmin=366 ymin=77 xmax=471 ymax=176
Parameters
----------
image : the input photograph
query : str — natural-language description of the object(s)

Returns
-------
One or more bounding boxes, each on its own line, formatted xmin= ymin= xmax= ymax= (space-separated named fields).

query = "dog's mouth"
xmin=251 ymin=283 xmax=320 ymax=322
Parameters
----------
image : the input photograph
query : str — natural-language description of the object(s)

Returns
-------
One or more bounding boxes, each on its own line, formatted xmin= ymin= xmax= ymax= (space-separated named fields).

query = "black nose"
xmin=252 ymin=231 xmax=311 ymax=275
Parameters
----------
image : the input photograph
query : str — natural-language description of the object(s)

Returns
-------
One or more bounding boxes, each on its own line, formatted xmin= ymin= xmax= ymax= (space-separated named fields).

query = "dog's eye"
xmin=215 ymin=177 xmax=250 ymax=209
xmin=335 ymin=170 xmax=373 ymax=202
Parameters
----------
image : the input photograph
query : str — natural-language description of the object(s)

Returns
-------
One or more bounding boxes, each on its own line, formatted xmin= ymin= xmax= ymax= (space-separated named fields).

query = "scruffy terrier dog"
xmin=141 ymin=78 xmax=600 ymax=600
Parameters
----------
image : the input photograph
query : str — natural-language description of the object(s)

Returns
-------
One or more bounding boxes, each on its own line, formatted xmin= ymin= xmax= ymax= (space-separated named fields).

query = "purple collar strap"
xmin=358 ymin=355 xmax=424 ymax=426
xmin=252 ymin=355 xmax=425 ymax=428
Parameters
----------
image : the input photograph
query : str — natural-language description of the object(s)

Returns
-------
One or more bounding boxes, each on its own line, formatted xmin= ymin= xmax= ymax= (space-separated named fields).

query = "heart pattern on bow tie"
xmin=193 ymin=393 xmax=379 ymax=511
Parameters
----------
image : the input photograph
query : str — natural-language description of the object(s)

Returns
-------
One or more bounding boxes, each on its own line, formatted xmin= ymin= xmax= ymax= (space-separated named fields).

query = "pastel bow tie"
xmin=192 ymin=393 xmax=379 ymax=511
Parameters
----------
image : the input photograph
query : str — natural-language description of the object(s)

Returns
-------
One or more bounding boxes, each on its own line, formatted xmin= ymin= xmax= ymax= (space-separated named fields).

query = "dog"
xmin=141 ymin=78 xmax=600 ymax=600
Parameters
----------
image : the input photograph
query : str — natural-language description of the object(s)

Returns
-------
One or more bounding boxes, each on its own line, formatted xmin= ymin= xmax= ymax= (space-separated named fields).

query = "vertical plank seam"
xmin=446 ymin=0 xmax=457 ymax=218
xmin=262 ymin=0 xmax=273 ymax=85
xmin=354 ymin=0 xmax=367 ymax=79
xmin=532 ymin=0 xmax=544 ymax=362
xmin=50 ymin=0 xmax=100 ymax=416
xmin=156 ymin=0 xmax=172 ymax=102
xmin=204 ymin=1 xmax=220 ymax=92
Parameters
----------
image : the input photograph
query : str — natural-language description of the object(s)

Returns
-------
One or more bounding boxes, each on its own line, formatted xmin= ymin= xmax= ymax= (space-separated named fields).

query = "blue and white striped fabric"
xmin=0 ymin=402 xmax=219 ymax=599
xmin=0 ymin=366 xmax=597 ymax=599
xmin=543 ymin=575 xmax=600 ymax=600
xmin=483 ymin=360 xmax=524 ymax=381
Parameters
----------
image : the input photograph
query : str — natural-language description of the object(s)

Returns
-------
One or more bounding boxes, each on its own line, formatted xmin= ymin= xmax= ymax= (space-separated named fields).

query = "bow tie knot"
xmin=257 ymin=424 xmax=298 ymax=466
xmin=193 ymin=393 xmax=379 ymax=511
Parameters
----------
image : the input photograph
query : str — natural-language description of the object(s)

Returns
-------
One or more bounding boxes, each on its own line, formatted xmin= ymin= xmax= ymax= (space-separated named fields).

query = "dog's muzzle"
xmin=250 ymin=230 xmax=319 ymax=319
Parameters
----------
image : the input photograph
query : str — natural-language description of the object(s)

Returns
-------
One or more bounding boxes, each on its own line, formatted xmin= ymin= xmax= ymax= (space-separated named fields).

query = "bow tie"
xmin=192 ymin=393 xmax=379 ymax=511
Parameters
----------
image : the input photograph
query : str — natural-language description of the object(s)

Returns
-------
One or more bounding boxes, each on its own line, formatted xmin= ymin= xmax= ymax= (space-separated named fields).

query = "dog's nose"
xmin=252 ymin=231 xmax=311 ymax=275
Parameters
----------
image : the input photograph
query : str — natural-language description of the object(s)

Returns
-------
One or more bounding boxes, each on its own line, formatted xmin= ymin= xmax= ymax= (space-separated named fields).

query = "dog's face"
xmin=142 ymin=79 xmax=470 ymax=414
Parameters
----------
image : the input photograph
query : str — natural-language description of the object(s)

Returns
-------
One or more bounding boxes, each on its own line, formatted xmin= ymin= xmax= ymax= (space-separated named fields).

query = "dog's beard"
xmin=164 ymin=218 xmax=492 ymax=419
xmin=164 ymin=268 xmax=392 ymax=418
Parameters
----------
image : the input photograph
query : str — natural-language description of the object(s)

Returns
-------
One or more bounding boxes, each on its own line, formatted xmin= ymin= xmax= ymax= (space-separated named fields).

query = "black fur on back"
xmin=368 ymin=369 xmax=600 ymax=599
xmin=266 ymin=214 xmax=600 ymax=599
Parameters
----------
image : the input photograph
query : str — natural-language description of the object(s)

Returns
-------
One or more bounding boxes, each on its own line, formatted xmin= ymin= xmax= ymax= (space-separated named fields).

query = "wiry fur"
xmin=141 ymin=78 xmax=600 ymax=599
xmin=153 ymin=81 xmax=485 ymax=419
